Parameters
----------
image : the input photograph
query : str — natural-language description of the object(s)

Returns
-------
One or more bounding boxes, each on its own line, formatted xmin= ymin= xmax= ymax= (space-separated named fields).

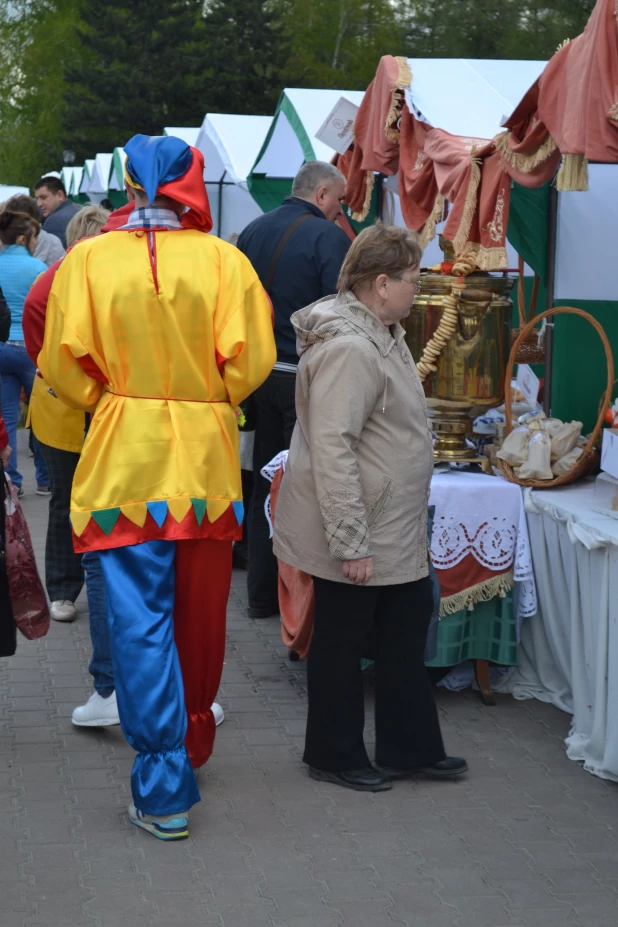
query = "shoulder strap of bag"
xmin=263 ymin=212 xmax=314 ymax=295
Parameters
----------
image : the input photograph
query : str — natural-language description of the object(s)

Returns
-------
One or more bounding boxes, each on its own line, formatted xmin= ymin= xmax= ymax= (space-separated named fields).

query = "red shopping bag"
xmin=4 ymin=474 xmax=50 ymax=639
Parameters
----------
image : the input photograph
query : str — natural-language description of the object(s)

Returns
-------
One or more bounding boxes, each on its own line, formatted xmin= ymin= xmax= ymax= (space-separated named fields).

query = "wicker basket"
xmin=510 ymin=260 xmax=545 ymax=364
xmin=498 ymin=306 xmax=615 ymax=489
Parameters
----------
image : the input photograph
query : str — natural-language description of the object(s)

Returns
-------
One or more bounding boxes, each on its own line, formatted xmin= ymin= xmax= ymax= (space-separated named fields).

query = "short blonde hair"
xmin=338 ymin=223 xmax=422 ymax=293
xmin=66 ymin=204 xmax=110 ymax=248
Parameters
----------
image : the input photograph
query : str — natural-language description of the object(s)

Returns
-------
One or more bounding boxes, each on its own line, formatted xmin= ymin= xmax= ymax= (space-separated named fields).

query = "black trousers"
xmin=38 ymin=442 xmax=84 ymax=603
xmin=247 ymin=370 xmax=297 ymax=609
xmin=304 ymin=575 xmax=446 ymax=772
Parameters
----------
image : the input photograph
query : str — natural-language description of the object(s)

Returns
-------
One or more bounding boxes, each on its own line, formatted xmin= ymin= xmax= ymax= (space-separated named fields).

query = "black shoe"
xmin=247 ymin=604 xmax=279 ymax=619
xmin=17 ymin=486 xmax=24 ymax=498
xmin=308 ymin=765 xmax=392 ymax=792
xmin=379 ymin=757 xmax=468 ymax=780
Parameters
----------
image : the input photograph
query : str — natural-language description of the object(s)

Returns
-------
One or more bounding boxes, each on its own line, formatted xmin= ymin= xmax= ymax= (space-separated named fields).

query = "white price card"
xmin=516 ymin=363 xmax=540 ymax=409
xmin=315 ymin=97 xmax=360 ymax=155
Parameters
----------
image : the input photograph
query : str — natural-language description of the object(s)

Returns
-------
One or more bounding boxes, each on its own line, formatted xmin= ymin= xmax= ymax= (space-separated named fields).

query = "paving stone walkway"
xmin=2 ymin=441 xmax=618 ymax=926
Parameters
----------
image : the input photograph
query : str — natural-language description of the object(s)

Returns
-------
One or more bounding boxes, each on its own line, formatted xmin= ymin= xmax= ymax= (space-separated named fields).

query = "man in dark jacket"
xmin=238 ymin=160 xmax=351 ymax=618
xmin=34 ymin=177 xmax=79 ymax=249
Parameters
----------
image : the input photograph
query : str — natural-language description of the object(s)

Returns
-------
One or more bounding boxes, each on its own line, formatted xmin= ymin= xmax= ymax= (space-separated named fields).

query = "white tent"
xmin=0 ymin=184 xmax=30 ymax=201
xmin=385 ymin=58 xmax=547 ymax=266
xmin=69 ymin=167 xmax=84 ymax=198
xmin=404 ymin=58 xmax=546 ymax=140
xmin=87 ymin=153 xmax=113 ymax=203
xmin=60 ymin=167 xmax=82 ymax=197
xmin=79 ymin=159 xmax=96 ymax=197
xmin=196 ymin=113 xmax=272 ymax=239
xmin=248 ymin=88 xmax=365 ymax=212
xmin=163 ymin=127 xmax=200 ymax=147
xmin=109 ymin=148 xmax=126 ymax=192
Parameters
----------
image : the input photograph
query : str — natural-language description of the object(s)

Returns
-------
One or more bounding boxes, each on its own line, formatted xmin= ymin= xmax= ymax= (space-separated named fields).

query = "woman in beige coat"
xmin=274 ymin=225 xmax=467 ymax=791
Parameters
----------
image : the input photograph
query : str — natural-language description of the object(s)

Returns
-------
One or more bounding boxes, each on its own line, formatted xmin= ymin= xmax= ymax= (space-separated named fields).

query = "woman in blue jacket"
xmin=0 ymin=210 xmax=49 ymax=494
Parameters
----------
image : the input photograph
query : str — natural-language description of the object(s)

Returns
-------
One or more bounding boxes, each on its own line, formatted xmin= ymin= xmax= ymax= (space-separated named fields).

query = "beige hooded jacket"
xmin=273 ymin=291 xmax=433 ymax=586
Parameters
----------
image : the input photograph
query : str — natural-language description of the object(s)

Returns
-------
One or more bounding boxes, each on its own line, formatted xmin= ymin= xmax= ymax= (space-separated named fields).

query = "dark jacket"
xmin=0 ymin=285 xmax=10 ymax=342
xmin=237 ymin=196 xmax=351 ymax=366
xmin=42 ymin=199 xmax=79 ymax=249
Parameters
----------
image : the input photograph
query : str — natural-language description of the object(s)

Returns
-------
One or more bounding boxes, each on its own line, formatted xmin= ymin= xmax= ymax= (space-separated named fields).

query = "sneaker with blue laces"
xmin=128 ymin=803 xmax=189 ymax=840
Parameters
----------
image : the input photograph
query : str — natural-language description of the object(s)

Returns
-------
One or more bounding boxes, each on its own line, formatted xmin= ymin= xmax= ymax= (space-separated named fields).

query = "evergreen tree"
xmin=402 ymin=0 xmax=596 ymax=60
xmin=62 ymin=0 xmax=208 ymax=160
xmin=0 ymin=0 xmax=80 ymax=186
xmin=274 ymin=0 xmax=406 ymax=90
xmin=201 ymin=0 xmax=288 ymax=115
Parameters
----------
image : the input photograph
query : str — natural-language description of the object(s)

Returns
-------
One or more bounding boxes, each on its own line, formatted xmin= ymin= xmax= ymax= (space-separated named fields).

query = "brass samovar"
xmin=404 ymin=242 xmax=514 ymax=460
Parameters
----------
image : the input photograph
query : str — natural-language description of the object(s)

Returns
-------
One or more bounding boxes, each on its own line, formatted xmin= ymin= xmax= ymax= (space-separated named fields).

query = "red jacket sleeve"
xmin=23 ymin=259 xmax=63 ymax=366
xmin=0 ymin=413 xmax=8 ymax=449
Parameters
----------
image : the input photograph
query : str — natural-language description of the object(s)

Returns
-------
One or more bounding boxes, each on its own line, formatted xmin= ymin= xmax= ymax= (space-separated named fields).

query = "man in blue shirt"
xmin=35 ymin=176 xmax=79 ymax=249
xmin=237 ymin=161 xmax=351 ymax=618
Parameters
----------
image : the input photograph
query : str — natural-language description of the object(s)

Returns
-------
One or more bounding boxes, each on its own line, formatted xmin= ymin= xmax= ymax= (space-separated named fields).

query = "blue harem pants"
xmin=99 ymin=538 xmax=231 ymax=816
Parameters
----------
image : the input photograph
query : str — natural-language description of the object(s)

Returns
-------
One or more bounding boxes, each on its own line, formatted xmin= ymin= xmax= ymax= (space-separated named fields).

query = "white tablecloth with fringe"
xmin=496 ymin=479 xmax=618 ymax=782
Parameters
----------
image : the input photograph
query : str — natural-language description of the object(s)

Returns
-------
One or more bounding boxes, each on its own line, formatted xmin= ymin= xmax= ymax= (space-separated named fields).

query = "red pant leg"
xmin=174 ymin=538 xmax=232 ymax=769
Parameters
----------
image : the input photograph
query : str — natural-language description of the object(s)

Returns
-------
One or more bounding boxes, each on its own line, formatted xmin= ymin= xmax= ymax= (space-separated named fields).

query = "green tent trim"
xmin=247 ymin=92 xmax=319 ymax=214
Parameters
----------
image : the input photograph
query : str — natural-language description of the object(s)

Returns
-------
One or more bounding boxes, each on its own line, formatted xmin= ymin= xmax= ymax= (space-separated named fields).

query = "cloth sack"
xmin=550 ymin=421 xmax=582 ymax=463
xmin=551 ymin=446 xmax=583 ymax=477
xmin=0 ymin=464 xmax=16 ymax=657
xmin=497 ymin=426 xmax=530 ymax=466
xmin=516 ymin=431 xmax=553 ymax=481
xmin=4 ymin=476 xmax=50 ymax=640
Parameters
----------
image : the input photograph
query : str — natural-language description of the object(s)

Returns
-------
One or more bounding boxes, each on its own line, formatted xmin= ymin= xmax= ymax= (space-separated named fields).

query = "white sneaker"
xmin=50 ymin=600 xmax=77 ymax=622
xmin=128 ymin=802 xmax=189 ymax=840
xmin=212 ymin=702 xmax=225 ymax=726
xmin=72 ymin=691 xmax=120 ymax=727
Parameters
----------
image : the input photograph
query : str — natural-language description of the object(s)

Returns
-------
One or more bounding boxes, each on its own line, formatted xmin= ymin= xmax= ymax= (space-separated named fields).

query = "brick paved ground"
xmin=2 ymin=437 xmax=618 ymax=927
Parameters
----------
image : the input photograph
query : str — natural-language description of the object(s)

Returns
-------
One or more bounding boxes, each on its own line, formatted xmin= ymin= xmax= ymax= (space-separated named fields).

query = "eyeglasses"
xmin=393 ymin=276 xmax=422 ymax=294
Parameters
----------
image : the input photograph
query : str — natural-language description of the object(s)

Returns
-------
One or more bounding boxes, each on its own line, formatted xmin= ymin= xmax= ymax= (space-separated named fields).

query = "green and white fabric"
xmin=248 ymin=88 xmax=364 ymax=213
xmin=508 ymin=165 xmax=618 ymax=432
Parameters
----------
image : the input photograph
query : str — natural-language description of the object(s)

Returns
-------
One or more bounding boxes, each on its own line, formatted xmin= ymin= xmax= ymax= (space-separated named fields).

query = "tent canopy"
xmin=405 ymin=58 xmax=546 ymax=140
xmin=0 ymin=184 xmax=30 ymax=201
xmin=79 ymin=159 xmax=95 ymax=194
xmin=196 ymin=113 xmax=273 ymax=240
xmin=89 ymin=153 xmax=113 ymax=195
xmin=69 ymin=167 xmax=84 ymax=197
xmin=198 ymin=113 xmax=272 ymax=184
xmin=60 ymin=167 xmax=81 ymax=196
xmin=109 ymin=148 xmax=126 ymax=191
xmin=251 ymin=88 xmax=365 ymax=177
xmin=248 ymin=88 xmax=365 ymax=212
xmin=163 ymin=127 xmax=200 ymax=147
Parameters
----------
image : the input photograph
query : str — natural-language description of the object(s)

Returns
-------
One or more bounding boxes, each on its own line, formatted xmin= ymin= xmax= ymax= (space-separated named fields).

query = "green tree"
xmin=201 ymin=0 xmax=289 ymax=115
xmin=62 ymin=0 xmax=209 ymax=161
xmin=274 ymin=0 xmax=406 ymax=89
xmin=0 ymin=0 xmax=80 ymax=187
xmin=402 ymin=0 xmax=596 ymax=60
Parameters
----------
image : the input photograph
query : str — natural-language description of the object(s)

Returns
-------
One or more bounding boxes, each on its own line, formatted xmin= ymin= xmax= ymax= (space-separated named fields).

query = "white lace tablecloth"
xmin=428 ymin=470 xmax=537 ymax=624
xmin=496 ymin=479 xmax=618 ymax=782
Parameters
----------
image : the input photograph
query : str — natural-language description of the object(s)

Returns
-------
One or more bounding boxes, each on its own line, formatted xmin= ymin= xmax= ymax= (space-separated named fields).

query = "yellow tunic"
xmin=28 ymin=374 xmax=85 ymax=454
xmin=39 ymin=229 xmax=276 ymax=550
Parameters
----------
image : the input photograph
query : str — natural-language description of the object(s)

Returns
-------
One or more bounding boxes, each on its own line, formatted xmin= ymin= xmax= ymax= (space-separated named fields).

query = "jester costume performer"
xmin=39 ymin=135 xmax=276 ymax=839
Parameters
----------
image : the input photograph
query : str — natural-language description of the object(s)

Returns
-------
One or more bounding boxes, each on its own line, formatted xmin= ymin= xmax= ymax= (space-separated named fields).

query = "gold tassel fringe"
xmin=609 ymin=103 xmax=618 ymax=121
xmin=419 ymin=193 xmax=444 ymax=249
xmin=556 ymin=38 xmax=571 ymax=51
xmin=439 ymin=571 xmax=514 ymax=618
xmin=493 ymin=130 xmax=557 ymax=174
xmin=452 ymin=147 xmax=481 ymax=256
xmin=384 ymin=56 xmax=412 ymax=142
xmin=556 ymin=153 xmax=589 ymax=191
xmin=350 ymin=170 xmax=375 ymax=223
xmin=476 ymin=246 xmax=508 ymax=271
